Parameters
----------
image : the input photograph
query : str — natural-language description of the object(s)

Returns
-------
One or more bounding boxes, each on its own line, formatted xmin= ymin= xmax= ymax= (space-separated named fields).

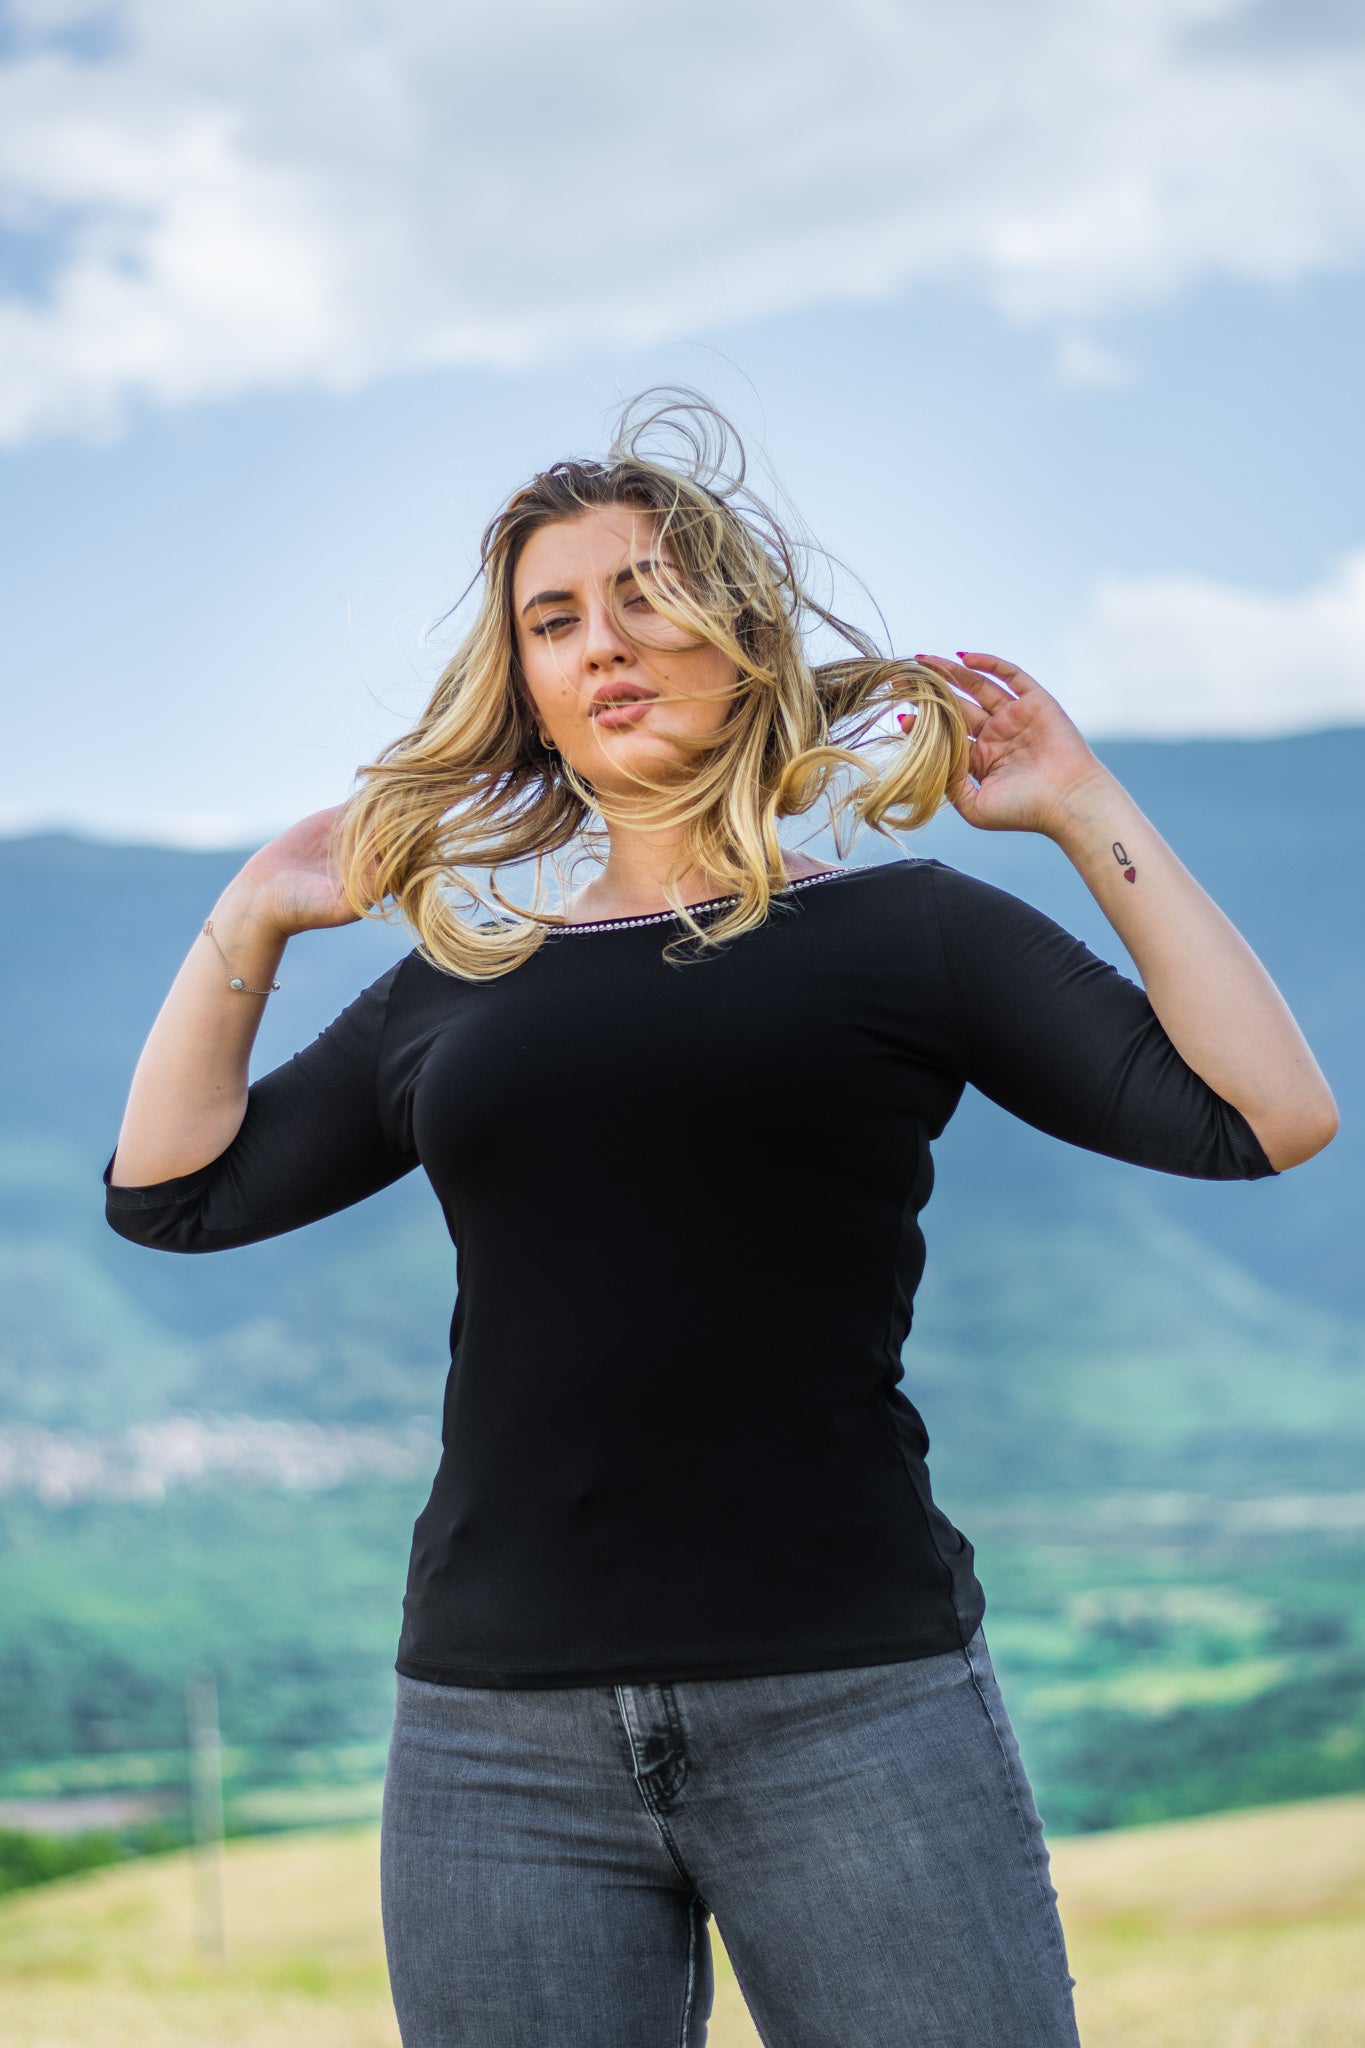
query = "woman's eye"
xmin=531 ymin=614 xmax=574 ymax=636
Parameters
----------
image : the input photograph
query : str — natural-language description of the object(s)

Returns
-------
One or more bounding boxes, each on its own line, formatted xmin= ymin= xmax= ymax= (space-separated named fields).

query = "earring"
xmin=539 ymin=733 xmax=557 ymax=752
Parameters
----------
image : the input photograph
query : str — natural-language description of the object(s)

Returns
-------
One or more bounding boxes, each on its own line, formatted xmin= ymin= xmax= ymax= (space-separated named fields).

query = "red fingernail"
xmin=955 ymin=651 xmax=970 ymax=661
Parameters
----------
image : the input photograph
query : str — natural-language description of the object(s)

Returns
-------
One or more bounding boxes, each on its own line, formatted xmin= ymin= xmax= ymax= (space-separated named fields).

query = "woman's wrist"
xmin=1041 ymin=764 xmax=1143 ymax=871
xmin=204 ymin=879 xmax=291 ymax=970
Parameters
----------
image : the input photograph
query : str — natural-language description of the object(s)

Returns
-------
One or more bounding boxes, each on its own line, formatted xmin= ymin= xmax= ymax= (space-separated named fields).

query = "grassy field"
xmin=0 ymin=1795 xmax=1361 ymax=2046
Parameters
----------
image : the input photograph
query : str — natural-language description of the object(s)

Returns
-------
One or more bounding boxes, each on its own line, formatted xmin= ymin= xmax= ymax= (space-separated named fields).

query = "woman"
xmin=104 ymin=392 xmax=1337 ymax=2047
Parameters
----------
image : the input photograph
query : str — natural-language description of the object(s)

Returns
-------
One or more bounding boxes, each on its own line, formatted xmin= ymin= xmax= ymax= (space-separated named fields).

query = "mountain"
xmin=0 ymin=728 xmax=1360 ymax=1489
xmin=2 ymin=732 xmax=1362 ymax=1837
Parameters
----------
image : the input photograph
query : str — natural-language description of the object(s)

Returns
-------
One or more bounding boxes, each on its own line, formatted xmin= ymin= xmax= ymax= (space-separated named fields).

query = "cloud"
xmin=2 ymin=0 xmax=1365 ymax=442
xmin=1051 ymin=333 xmax=1138 ymax=391
xmin=1058 ymin=548 xmax=1365 ymax=735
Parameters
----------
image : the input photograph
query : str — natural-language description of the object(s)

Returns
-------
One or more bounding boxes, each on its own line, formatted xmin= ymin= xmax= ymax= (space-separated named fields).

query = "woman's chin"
xmin=577 ymin=731 xmax=695 ymax=795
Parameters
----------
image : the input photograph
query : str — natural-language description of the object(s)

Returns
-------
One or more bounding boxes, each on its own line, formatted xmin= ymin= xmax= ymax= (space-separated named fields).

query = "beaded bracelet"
xmin=201 ymin=917 xmax=281 ymax=995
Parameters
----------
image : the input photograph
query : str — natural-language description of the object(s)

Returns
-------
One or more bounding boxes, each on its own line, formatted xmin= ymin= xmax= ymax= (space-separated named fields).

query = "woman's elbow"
xmin=104 ymin=1207 xmax=204 ymax=1254
xmin=1256 ymin=1094 xmax=1341 ymax=1173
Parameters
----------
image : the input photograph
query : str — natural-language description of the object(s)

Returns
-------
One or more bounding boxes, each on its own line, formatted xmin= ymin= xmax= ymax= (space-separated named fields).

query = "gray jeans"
xmin=380 ymin=1625 xmax=1080 ymax=2046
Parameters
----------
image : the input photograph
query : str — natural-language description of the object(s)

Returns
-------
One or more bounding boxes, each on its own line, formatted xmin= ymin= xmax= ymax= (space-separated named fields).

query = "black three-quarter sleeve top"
xmin=102 ymin=859 xmax=1277 ymax=1688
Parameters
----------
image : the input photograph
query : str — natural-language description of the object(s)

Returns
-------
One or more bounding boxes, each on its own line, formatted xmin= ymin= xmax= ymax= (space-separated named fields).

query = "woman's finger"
xmin=946 ymin=755 xmax=982 ymax=825
xmin=915 ymin=652 xmax=1018 ymax=715
xmin=953 ymin=651 xmax=1043 ymax=694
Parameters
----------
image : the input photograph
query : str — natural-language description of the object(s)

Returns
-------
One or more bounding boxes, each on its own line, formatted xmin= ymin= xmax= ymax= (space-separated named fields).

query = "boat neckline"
xmin=547 ymin=860 xmax=884 ymax=934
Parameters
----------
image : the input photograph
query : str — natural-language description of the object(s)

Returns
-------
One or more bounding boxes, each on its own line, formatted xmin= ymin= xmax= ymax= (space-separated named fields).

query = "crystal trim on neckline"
xmin=551 ymin=863 xmax=874 ymax=934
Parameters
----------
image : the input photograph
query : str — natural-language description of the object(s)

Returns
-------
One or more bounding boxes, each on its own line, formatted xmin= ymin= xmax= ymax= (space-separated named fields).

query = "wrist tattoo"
xmin=1112 ymin=840 xmax=1136 ymax=883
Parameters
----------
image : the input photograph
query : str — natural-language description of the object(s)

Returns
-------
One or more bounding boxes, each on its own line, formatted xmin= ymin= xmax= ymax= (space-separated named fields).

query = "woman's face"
xmin=512 ymin=504 xmax=739 ymax=801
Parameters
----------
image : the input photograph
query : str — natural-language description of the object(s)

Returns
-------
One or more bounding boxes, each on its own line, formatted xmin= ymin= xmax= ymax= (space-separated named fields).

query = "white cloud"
xmin=1058 ymin=548 xmax=1365 ymax=735
xmin=1052 ymin=333 xmax=1138 ymax=391
xmin=2 ymin=0 xmax=1365 ymax=441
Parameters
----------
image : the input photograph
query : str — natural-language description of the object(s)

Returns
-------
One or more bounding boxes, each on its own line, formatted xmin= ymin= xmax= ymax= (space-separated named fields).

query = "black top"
xmin=103 ymin=858 xmax=1276 ymax=1687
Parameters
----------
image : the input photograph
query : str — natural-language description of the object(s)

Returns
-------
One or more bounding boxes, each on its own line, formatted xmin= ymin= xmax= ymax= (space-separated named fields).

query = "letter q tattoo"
xmin=1112 ymin=841 xmax=1136 ymax=883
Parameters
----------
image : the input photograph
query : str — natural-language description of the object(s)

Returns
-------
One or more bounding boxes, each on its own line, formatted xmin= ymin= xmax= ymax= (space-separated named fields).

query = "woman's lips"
xmin=592 ymin=697 xmax=656 ymax=729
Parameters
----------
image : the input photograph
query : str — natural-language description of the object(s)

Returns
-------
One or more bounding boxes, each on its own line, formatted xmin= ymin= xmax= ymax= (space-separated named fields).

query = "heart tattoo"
xmin=1112 ymin=841 xmax=1137 ymax=883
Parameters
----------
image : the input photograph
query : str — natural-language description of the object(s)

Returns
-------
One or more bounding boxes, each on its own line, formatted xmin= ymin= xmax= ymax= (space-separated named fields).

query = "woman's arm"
xmin=108 ymin=803 xmax=365 ymax=1187
xmin=910 ymin=653 xmax=1339 ymax=1172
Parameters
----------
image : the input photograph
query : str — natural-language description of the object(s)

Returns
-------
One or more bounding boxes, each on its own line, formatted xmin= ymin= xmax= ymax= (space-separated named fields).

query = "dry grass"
xmin=1057 ymin=1793 xmax=1365 ymax=2048
xmin=0 ymin=1794 xmax=1361 ymax=2045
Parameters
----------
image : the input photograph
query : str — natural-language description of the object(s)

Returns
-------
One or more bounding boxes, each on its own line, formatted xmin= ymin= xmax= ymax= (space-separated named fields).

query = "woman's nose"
xmin=581 ymin=600 xmax=633 ymax=670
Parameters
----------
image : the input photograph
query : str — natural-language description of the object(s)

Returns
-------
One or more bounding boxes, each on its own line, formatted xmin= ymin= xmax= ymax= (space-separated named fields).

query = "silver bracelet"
xmin=202 ymin=917 xmax=281 ymax=995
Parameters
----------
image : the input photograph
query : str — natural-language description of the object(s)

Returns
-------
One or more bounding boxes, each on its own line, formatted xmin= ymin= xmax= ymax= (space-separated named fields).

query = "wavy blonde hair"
xmin=336 ymin=390 xmax=971 ymax=977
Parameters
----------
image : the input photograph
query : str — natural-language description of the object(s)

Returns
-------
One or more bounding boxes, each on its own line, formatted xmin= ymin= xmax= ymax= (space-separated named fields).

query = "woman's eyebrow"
xmin=520 ymin=560 xmax=668 ymax=616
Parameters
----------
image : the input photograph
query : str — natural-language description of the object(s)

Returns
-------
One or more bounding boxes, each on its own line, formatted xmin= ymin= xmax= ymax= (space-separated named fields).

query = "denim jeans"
xmin=380 ymin=1624 xmax=1080 ymax=2046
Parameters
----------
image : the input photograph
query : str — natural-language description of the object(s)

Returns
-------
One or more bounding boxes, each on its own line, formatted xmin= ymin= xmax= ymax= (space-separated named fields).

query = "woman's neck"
xmin=562 ymin=826 xmax=835 ymax=924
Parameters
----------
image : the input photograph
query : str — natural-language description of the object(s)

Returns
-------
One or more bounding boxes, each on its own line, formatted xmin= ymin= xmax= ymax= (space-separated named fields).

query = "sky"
xmin=2 ymin=0 xmax=1364 ymax=846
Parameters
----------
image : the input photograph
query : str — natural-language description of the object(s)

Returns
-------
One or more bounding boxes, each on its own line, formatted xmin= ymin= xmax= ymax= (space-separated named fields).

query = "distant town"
xmin=0 ymin=1417 xmax=436 ymax=1508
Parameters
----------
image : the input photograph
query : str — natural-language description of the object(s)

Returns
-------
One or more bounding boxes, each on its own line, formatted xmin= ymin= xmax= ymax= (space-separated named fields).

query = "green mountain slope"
xmin=1 ymin=729 xmax=1359 ymax=1468
xmin=912 ymin=1190 xmax=1365 ymax=1499
xmin=1 ymin=738 xmax=1361 ymax=1834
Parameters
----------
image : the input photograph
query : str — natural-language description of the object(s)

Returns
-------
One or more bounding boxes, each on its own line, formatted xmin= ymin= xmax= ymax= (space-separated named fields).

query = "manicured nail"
xmin=955 ymin=651 xmax=970 ymax=661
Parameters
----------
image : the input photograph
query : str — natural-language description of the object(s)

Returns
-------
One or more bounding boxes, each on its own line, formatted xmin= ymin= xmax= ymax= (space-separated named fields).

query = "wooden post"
xmin=186 ymin=1666 xmax=226 ymax=1958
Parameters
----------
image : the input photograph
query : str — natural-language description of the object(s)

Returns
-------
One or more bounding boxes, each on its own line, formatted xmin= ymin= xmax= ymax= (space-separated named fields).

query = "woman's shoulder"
xmin=789 ymin=852 xmax=946 ymax=898
xmin=795 ymin=856 xmax=1062 ymax=950
xmin=768 ymin=855 xmax=959 ymax=941
xmin=838 ymin=852 xmax=1040 ymax=907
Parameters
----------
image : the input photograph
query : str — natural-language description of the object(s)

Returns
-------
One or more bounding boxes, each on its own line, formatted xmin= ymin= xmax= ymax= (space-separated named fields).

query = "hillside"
xmin=1 ymin=729 xmax=1361 ymax=1839
xmin=1 ymin=1795 xmax=1361 ymax=2047
xmin=0 ymin=726 xmax=1361 ymax=1464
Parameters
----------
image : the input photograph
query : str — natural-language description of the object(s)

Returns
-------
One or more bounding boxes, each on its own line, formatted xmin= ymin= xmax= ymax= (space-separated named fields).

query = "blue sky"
xmin=2 ymin=0 xmax=1364 ymax=845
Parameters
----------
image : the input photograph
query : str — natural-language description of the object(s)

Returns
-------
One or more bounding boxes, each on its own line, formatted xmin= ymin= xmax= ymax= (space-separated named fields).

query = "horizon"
xmin=4 ymin=719 xmax=1354 ymax=854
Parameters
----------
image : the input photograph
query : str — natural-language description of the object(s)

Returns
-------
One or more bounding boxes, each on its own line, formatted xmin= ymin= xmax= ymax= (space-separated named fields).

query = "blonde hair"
xmin=336 ymin=389 xmax=970 ymax=978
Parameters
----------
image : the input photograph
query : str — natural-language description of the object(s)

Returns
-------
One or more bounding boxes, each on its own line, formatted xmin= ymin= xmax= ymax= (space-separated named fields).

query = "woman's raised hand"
xmin=907 ymin=653 xmax=1112 ymax=840
xmin=228 ymin=801 xmax=380 ymax=939
xmin=107 ymin=799 xmax=391 ymax=1190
